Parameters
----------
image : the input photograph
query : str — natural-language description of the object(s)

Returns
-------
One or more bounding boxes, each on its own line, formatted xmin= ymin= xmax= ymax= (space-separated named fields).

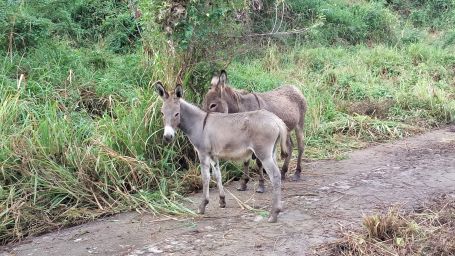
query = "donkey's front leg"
xmin=237 ymin=160 xmax=250 ymax=191
xmin=211 ymin=160 xmax=226 ymax=208
xmin=198 ymin=157 xmax=211 ymax=214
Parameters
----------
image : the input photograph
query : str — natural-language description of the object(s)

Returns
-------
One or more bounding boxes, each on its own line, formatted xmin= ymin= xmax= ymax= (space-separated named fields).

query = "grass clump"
xmin=318 ymin=194 xmax=455 ymax=255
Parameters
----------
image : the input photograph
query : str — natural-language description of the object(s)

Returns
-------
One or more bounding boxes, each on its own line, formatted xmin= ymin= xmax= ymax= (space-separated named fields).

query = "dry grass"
xmin=317 ymin=193 xmax=455 ymax=256
xmin=341 ymin=99 xmax=396 ymax=119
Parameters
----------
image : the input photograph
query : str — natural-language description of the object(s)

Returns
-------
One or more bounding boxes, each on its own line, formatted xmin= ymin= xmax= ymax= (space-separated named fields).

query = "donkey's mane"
xmin=224 ymin=85 xmax=261 ymax=108
xmin=236 ymin=88 xmax=250 ymax=95
xmin=223 ymin=85 xmax=239 ymax=97
xmin=180 ymin=99 xmax=212 ymax=130
xmin=180 ymin=99 xmax=207 ymax=114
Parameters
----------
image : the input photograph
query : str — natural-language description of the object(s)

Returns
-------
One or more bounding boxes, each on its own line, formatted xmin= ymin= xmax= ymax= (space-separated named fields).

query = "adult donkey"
xmin=203 ymin=70 xmax=307 ymax=193
xmin=155 ymin=82 xmax=288 ymax=222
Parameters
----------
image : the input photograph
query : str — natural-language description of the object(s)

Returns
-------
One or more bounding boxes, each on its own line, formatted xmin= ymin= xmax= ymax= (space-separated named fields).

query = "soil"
xmin=1 ymin=128 xmax=454 ymax=256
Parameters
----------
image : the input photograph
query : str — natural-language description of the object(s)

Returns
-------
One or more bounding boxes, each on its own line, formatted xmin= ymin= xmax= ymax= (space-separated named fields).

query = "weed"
xmin=318 ymin=194 xmax=455 ymax=255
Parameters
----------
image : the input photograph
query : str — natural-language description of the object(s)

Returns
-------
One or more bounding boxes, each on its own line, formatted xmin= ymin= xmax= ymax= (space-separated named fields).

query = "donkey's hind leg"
xmin=259 ymin=157 xmax=282 ymax=223
xmin=256 ymin=159 xmax=265 ymax=193
xmin=280 ymin=135 xmax=293 ymax=180
xmin=198 ymin=156 xmax=211 ymax=214
xmin=292 ymin=120 xmax=305 ymax=181
xmin=237 ymin=160 xmax=250 ymax=191
xmin=211 ymin=160 xmax=226 ymax=208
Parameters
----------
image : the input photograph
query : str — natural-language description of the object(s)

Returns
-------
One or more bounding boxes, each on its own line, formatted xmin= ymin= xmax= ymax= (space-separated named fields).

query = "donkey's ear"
xmin=175 ymin=84 xmax=184 ymax=98
xmin=219 ymin=70 xmax=228 ymax=85
xmin=210 ymin=74 xmax=220 ymax=89
xmin=155 ymin=81 xmax=169 ymax=99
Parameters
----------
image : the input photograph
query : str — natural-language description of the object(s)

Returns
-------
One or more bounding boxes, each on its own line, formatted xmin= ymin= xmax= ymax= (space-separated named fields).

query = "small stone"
xmin=146 ymin=246 xmax=163 ymax=253
xmin=254 ymin=215 xmax=264 ymax=222
xmin=204 ymin=226 xmax=215 ymax=230
xmin=87 ymin=247 xmax=98 ymax=254
xmin=132 ymin=249 xmax=144 ymax=255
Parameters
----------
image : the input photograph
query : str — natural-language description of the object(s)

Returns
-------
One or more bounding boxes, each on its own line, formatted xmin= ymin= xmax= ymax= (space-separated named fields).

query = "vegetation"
xmin=1 ymin=0 xmax=454 ymax=245
xmin=318 ymin=193 xmax=455 ymax=255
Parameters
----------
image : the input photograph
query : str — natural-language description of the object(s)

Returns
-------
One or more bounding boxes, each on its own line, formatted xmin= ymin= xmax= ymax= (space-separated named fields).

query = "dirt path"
xmin=2 ymin=128 xmax=455 ymax=256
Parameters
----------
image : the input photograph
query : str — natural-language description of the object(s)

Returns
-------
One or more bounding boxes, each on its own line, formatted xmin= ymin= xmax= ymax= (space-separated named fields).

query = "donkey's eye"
xmin=209 ymin=103 xmax=217 ymax=109
xmin=174 ymin=112 xmax=180 ymax=117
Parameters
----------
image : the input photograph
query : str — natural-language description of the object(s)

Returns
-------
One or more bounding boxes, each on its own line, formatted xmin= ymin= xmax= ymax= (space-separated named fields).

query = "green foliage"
xmin=136 ymin=0 xmax=251 ymax=98
xmin=0 ymin=0 xmax=140 ymax=53
xmin=227 ymin=42 xmax=455 ymax=158
xmin=386 ymin=0 xmax=455 ymax=29
xmin=248 ymin=0 xmax=398 ymax=46
xmin=0 ymin=0 xmax=195 ymax=245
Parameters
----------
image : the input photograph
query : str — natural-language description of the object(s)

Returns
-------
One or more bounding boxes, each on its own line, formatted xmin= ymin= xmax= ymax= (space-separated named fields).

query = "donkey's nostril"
xmin=163 ymin=135 xmax=173 ymax=143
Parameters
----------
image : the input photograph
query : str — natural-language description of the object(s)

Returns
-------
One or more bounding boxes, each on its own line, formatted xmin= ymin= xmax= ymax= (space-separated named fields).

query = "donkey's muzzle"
xmin=163 ymin=134 xmax=174 ymax=143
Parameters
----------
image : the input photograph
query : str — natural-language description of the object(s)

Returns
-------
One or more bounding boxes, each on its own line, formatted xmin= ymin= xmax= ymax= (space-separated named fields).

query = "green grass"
xmin=1 ymin=0 xmax=455 ymax=246
xmin=227 ymin=42 xmax=455 ymax=158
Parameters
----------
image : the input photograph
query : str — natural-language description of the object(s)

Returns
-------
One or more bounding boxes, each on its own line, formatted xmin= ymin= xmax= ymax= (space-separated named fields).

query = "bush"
xmin=0 ymin=0 xmax=140 ymax=53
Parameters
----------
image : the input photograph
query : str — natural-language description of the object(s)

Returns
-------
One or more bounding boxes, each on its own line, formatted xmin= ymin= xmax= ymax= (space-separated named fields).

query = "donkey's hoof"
xmin=198 ymin=200 xmax=209 ymax=214
xmin=267 ymin=215 xmax=278 ymax=223
xmin=256 ymin=184 xmax=265 ymax=193
xmin=280 ymin=170 xmax=287 ymax=181
xmin=219 ymin=197 xmax=226 ymax=208
xmin=268 ymin=209 xmax=281 ymax=223
xmin=237 ymin=183 xmax=247 ymax=191
xmin=291 ymin=172 xmax=301 ymax=181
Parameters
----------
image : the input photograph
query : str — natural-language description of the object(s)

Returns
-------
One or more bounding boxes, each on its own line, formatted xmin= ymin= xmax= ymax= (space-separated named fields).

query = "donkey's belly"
xmin=214 ymin=147 xmax=253 ymax=162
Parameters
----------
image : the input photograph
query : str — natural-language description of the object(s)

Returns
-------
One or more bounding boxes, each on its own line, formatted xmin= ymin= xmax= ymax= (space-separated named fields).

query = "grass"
xmin=1 ymin=0 xmax=455 ymax=246
xmin=227 ymin=42 xmax=455 ymax=159
xmin=317 ymin=193 xmax=455 ymax=255
xmin=0 ymin=38 xmax=213 ymax=244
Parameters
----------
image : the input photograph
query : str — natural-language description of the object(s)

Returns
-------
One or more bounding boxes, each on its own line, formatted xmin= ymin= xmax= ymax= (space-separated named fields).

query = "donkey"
xmin=155 ymin=82 xmax=288 ymax=222
xmin=203 ymin=70 xmax=307 ymax=193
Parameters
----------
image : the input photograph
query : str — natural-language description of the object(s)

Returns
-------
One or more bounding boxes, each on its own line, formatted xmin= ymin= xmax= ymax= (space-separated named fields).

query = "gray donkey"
xmin=155 ymin=82 xmax=288 ymax=222
xmin=203 ymin=70 xmax=307 ymax=193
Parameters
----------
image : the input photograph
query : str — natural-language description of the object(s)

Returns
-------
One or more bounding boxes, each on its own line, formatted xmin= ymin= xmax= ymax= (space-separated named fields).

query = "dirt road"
xmin=2 ymin=128 xmax=454 ymax=256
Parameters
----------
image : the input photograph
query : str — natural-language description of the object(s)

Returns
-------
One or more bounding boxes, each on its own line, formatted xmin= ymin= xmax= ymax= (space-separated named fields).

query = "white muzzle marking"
xmin=164 ymin=125 xmax=175 ymax=137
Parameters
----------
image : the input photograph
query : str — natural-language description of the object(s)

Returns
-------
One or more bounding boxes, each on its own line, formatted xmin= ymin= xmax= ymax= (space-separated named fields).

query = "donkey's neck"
xmin=178 ymin=99 xmax=205 ymax=141
xmin=224 ymin=87 xmax=260 ymax=112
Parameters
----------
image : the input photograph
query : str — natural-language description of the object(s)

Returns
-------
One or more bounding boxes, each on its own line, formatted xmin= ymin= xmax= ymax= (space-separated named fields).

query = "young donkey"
xmin=155 ymin=82 xmax=288 ymax=222
xmin=203 ymin=71 xmax=307 ymax=192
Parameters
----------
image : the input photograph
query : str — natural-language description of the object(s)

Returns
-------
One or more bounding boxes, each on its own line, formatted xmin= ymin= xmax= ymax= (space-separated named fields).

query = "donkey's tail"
xmin=277 ymin=119 xmax=289 ymax=159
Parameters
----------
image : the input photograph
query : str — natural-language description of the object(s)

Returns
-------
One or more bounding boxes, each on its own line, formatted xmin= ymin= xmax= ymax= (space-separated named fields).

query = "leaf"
xmin=395 ymin=237 xmax=404 ymax=246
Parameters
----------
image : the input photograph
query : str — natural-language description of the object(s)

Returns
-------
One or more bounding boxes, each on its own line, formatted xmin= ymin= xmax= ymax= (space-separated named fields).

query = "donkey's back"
xmin=257 ymin=85 xmax=307 ymax=130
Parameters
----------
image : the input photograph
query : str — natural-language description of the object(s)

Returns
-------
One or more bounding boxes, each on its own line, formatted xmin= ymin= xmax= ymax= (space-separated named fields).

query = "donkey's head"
xmin=203 ymin=70 xmax=229 ymax=113
xmin=155 ymin=82 xmax=184 ymax=143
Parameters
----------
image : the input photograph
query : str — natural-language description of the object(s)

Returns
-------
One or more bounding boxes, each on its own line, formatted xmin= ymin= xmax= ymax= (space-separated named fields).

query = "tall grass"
xmin=1 ymin=0 xmax=455 ymax=246
xmin=226 ymin=42 xmax=455 ymax=158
